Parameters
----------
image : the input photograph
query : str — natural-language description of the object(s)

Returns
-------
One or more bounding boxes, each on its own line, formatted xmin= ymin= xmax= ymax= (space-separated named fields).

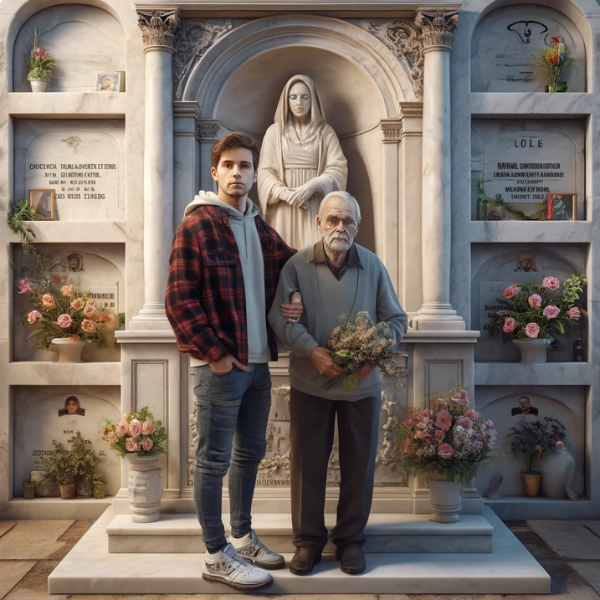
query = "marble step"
xmin=48 ymin=507 xmax=550 ymax=595
xmin=107 ymin=512 xmax=494 ymax=554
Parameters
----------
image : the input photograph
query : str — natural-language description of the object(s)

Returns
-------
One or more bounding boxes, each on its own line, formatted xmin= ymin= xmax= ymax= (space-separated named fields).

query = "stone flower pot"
xmin=428 ymin=473 xmax=462 ymax=523
xmin=52 ymin=338 xmax=85 ymax=363
xmin=539 ymin=445 xmax=577 ymax=500
xmin=512 ymin=338 xmax=552 ymax=364
xmin=127 ymin=455 xmax=163 ymax=522
xmin=30 ymin=80 xmax=48 ymax=93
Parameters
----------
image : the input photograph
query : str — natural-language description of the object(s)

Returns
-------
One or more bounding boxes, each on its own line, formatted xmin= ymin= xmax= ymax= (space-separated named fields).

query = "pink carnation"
xmin=450 ymin=389 xmax=470 ymax=408
xmin=126 ymin=439 xmax=140 ymax=452
xmin=141 ymin=421 xmax=155 ymax=435
xmin=438 ymin=443 xmax=455 ymax=459
xmin=42 ymin=293 xmax=55 ymax=308
xmin=403 ymin=417 xmax=415 ymax=427
xmin=465 ymin=409 xmax=479 ymax=421
xmin=435 ymin=410 xmax=452 ymax=431
xmin=17 ymin=278 xmax=32 ymax=294
xmin=568 ymin=307 xmax=581 ymax=320
xmin=434 ymin=429 xmax=445 ymax=443
xmin=108 ymin=434 xmax=118 ymax=448
xmin=456 ymin=416 xmax=473 ymax=429
xmin=503 ymin=285 xmax=521 ymax=299
xmin=129 ymin=419 xmax=142 ymax=437
xmin=434 ymin=398 xmax=447 ymax=410
xmin=57 ymin=314 xmax=72 ymax=328
xmin=70 ymin=297 xmax=84 ymax=310
xmin=115 ymin=420 xmax=129 ymax=437
xmin=61 ymin=285 xmax=75 ymax=297
xmin=141 ymin=438 xmax=154 ymax=451
xmin=542 ymin=276 xmax=560 ymax=290
xmin=524 ymin=322 xmax=540 ymax=338
xmin=27 ymin=310 xmax=42 ymax=324
xmin=543 ymin=305 xmax=560 ymax=319
xmin=83 ymin=304 xmax=96 ymax=318
xmin=528 ymin=294 xmax=542 ymax=309
xmin=503 ymin=317 xmax=517 ymax=333
xmin=81 ymin=319 xmax=96 ymax=333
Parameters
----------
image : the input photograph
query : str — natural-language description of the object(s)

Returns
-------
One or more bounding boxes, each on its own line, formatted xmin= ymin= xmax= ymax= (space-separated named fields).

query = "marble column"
xmin=131 ymin=9 xmax=179 ymax=329
xmin=412 ymin=10 xmax=464 ymax=331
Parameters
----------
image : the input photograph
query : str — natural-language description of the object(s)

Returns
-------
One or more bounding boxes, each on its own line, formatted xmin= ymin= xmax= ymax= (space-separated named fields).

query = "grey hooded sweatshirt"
xmin=183 ymin=191 xmax=271 ymax=367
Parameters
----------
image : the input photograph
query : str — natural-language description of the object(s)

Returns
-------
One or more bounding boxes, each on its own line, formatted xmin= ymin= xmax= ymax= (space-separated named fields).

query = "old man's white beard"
xmin=324 ymin=231 xmax=352 ymax=251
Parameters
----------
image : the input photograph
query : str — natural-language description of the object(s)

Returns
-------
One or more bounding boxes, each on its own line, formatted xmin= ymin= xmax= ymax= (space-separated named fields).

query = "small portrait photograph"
xmin=511 ymin=395 xmax=539 ymax=416
xmin=548 ymin=193 xmax=576 ymax=221
xmin=29 ymin=189 xmax=56 ymax=221
xmin=58 ymin=395 xmax=86 ymax=417
xmin=66 ymin=253 xmax=85 ymax=272
xmin=96 ymin=72 xmax=123 ymax=92
xmin=514 ymin=252 xmax=538 ymax=272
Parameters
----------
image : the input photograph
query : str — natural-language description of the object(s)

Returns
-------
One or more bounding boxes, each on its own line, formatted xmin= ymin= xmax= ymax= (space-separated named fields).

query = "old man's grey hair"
xmin=318 ymin=191 xmax=362 ymax=223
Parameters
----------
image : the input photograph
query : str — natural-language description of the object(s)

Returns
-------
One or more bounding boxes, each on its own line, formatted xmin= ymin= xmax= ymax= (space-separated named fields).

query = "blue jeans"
xmin=193 ymin=363 xmax=272 ymax=553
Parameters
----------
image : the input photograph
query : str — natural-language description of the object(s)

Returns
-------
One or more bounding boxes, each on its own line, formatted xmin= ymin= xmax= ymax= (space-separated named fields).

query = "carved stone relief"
xmin=173 ymin=20 xmax=234 ymax=100
xmin=414 ymin=10 xmax=459 ymax=51
xmin=138 ymin=9 xmax=180 ymax=49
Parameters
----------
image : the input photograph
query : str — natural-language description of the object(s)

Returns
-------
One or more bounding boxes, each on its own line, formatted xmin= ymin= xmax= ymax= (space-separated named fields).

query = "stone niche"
xmin=13 ymin=385 xmax=121 ymax=497
xmin=471 ymin=243 xmax=587 ymax=363
xmin=471 ymin=5 xmax=586 ymax=93
xmin=12 ymin=243 xmax=125 ymax=362
xmin=14 ymin=119 xmax=125 ymax=221
xmin=13 ymin=4 xmax=126 ymax=93
xmin=471 ymin=118 xmax=585 ymax=220
xmin=475 ymin=386 xmax=586 ymax=499
xmin=185 ymin=372 xmax=408 ymax=491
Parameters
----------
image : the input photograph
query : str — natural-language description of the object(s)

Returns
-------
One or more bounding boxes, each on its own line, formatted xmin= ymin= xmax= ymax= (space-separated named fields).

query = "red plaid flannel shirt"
xmin=165 ymin=205 xmax=295 ymax=365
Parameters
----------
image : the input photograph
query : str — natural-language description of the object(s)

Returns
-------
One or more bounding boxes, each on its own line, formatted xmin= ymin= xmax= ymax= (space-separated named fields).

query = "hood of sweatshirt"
xmin=183 ymin=190 xmax=259 ymax=221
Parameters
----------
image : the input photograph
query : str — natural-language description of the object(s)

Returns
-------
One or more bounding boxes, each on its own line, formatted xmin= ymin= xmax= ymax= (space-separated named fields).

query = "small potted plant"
xmin=26 ymin=29 xmax=57 ymax=92
xmin=487 ymin=273 xmax=586 ymax=363
xmin=507 ymin=417 xmax=566 ymax=497
xmin=536 ymin=35 xmax=574 ymax=93
xmin=396 ymin=388 xmax=502 ymax=523
xmin=68 ymin=431 xmax=99 ymax=496
xmin=35 ymin=440 xmax=79 ymax=499
xmin=92 ymin=473 xmax=106 ymax=499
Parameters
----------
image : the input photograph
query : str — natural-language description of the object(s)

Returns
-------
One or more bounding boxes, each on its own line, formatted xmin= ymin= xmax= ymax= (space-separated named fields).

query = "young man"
xmin=166 ymin=132 xmax=301 ymax=590
xmin=269 ymin=191 xmax=408 ymax=577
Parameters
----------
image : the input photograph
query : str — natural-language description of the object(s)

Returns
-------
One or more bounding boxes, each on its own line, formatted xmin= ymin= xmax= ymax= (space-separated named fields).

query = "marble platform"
xmin=48 ymin=506 xmax=550 ymax=594
xmin=107 ymin=512 xmax=494 ymax=554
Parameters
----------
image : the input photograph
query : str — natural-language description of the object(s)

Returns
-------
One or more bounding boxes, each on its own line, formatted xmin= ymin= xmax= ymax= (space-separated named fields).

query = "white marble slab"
xmin=48 ymin=506 xmax=550 ymax=594
xmin=106 ymin=512 xmax=494 ymax=554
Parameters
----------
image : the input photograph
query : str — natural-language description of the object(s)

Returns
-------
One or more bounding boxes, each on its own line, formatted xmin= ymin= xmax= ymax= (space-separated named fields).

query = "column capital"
xmin=381 ymin=119 xmax=403 ymax=143
xmin=415 ymin=9 xmax=459 ymax=52
xmin=138 ymin=8 xmax=180 ymax=50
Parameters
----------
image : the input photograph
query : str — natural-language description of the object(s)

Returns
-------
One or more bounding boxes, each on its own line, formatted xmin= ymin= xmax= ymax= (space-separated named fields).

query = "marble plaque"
xmin=13 ymin=386 xmax=121 ymax=497
xmin=471 ymin=5 xmax=586 ymax=93
xmin=15 ymin=120 xmax=125 ymax=221
xmin=472 ymin=119 xmax=585 ymax=219
xmin=13 ymin=5 xmax=125 ymax=92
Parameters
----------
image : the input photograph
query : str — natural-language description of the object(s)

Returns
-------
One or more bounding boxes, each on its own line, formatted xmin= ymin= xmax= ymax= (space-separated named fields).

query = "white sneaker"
xmin=202 ymin=543 xmax=272 ymax=590
xmin=230 ymin=529 xmax=286 ymax=569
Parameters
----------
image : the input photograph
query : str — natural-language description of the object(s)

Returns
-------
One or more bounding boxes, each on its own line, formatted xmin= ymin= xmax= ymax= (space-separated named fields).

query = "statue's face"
xmin=288 ymin=81 xmax=311 ymax=119
xmin=211 ymin=148 xmax=256 ymax=198
xmin=318 ymin=196 xmax=360 ymax=252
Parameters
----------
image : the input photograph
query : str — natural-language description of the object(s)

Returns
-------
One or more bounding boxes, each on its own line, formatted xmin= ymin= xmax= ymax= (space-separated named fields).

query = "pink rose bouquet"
xmin=488 ymin=273 xmax=586 ymax=343
xmin=101 ymin=406 xmax=167 ymax=458
xmin=396 ymin=388 xmax=503 ymax=482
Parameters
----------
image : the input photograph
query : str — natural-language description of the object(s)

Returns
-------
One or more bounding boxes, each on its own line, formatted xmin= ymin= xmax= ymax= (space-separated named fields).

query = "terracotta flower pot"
xmin=521 ymin=471 xmax=541 ymax=497
xmin=59 ymin=481 xmax=76 ymax=499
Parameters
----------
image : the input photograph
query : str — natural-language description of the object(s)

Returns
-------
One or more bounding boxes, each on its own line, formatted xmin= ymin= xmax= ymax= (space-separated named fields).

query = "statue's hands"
xmin=310 ymin=346 xmax=343 ymax=378
xmin=288 ymin=185 xmax=313 ymax=209
xmin=281 ymin=291 xmax=303 ymax=323
xmin=279 ymin=189 xmax=293 ymax=202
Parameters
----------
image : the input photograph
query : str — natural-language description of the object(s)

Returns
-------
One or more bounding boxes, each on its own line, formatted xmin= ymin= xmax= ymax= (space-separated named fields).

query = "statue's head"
xmin=317 ymin=191 xmax=361 ymax=252
xmin=288 ymin=80 xmax=311 ymax=120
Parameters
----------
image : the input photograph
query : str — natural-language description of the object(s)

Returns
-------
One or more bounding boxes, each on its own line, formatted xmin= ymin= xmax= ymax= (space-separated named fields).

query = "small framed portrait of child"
xmin=29 ymin=189 xmax=56 ymax=220
xmin=547 ymin=193 xmax=576 ymax=220
xmin=96 ymin=72 xmax=125 ymax=92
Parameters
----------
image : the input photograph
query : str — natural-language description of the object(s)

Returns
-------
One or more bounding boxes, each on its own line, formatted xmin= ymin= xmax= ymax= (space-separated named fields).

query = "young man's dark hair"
xmin=210 ymin=132 xmax=260 ymax=170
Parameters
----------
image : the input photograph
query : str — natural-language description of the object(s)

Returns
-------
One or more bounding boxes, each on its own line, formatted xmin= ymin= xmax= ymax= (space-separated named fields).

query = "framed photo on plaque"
xmin=95 ymin=72 xmax=125 ymax=92
xmin=29 ymin=189 xmax=56 ymax=220
xmin=547 ymin=193 xmax=576 ymax=221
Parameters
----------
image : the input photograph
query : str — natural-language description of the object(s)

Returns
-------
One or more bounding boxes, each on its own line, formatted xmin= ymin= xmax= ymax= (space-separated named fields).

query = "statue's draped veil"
xmin=274 ymin=74 xmax=326 ymax=145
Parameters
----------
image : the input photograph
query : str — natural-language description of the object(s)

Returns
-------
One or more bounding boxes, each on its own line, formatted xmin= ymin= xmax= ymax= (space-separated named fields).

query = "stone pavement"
xmin=0 ymin=518 xmax=598 ymax=600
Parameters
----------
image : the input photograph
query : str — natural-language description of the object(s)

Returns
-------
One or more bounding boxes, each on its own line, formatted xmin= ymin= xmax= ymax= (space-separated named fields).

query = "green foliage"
xmin=27 ymin=67 xmax=51 ymax=82
xmin=25 ymin=29 xmax=57 ymax=78
xmin=68 ymin=431 xmax=99 ymax=482
xmin=507 ymin=417 xmax=566 ymax=472
xmin=535 ymin=38 xmax=574 ymax=88
xmin=8 ymin=199 xmax=41 ymax=262
xmin=476 ymin=178 xmax=541 ymax=221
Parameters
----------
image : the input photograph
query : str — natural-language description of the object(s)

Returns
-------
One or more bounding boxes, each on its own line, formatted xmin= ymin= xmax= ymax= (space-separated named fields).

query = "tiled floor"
xmin=0 ymin=518 xmax=598 ymax=599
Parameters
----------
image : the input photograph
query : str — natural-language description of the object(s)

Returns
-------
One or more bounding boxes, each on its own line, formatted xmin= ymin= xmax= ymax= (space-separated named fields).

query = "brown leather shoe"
xmin=289 ymin=547 xmax=322 ymax=576
xmin=335 ymin=543 xmax=366 ymax=575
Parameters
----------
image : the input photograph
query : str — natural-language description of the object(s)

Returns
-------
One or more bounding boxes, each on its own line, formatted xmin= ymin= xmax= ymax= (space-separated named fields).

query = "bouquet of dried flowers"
xmin=101 ymin=407 xmax=167 ymax=457
xmin=507 ymin=417 xmax=566 ymax=473
xmin=396 ymin=388 xmax=502 ymax=482
xmin=26 ymin=29 xmax=57 ymax=83
xmin=535 ymin=36 xmax=574 ymax=92
xmin=321 ymin=311 xmax=407 ymax=392
xmin=488 ymin=273 xmax=586 ymax=341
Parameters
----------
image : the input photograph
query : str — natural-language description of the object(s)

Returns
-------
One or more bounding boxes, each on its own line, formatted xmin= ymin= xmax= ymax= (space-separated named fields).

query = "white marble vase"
xmin=512 ymin=339 xmax=552 ymax=364
xmin=52 ymin=338 xmax=85 ymax=362
xmin=539 ymin=445 xmax=577 ymax=500
xmin=429 ymin=473 xmax=462 ymax=523
xmin=29 ymin=80 xmax=48 ymax=93
xmin=127 ymin=456 xmax=163 ymax=523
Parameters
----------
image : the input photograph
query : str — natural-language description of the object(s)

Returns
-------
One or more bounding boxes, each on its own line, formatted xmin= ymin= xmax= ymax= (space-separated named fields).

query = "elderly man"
xmin=269 ymin=191 xmax=408 ymax=576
